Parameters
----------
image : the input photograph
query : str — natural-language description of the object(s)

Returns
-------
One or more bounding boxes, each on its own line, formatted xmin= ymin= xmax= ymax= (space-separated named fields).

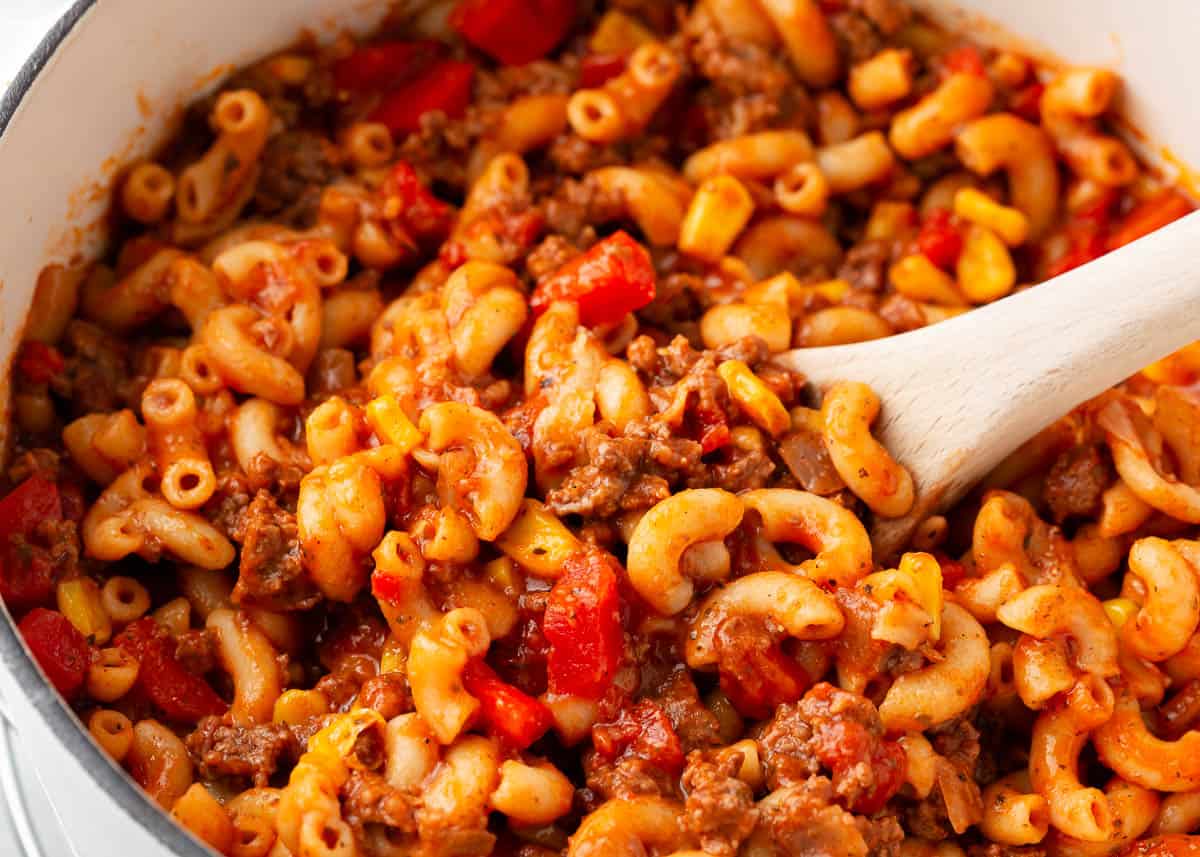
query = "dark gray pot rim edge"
xmin=0 ymin=4 xmax=214 ymax=854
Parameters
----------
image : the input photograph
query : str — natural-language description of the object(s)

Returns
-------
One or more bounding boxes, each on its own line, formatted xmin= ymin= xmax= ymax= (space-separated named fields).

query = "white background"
xmin=1 ymin=0 xmax=73 ymax=87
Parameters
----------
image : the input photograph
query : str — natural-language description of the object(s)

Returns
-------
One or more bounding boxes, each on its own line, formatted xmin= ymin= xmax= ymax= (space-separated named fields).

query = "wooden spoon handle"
xmin=943 ymin=210 xmax=1200 ymax=429
xmin=779 ymin=211 xmax=1200 ymax=557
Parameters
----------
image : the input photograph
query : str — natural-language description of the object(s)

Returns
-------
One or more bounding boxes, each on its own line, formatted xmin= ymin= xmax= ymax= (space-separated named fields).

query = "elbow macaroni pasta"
xmin=7 ymin=4 xmax=1200 ymax=855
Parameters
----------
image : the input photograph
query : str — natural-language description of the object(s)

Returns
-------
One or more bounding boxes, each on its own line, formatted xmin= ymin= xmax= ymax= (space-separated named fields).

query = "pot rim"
xmin=0 ymin=3 xmax=211 ymax=854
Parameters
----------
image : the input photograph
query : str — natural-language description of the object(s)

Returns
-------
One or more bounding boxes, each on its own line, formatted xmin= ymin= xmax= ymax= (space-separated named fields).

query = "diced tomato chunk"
xmin=378 ymin=160 xmax=454 ymax=245
xmin=544 ymin=550 xmax=624 ymax=699
xmin=462 ymin=658 xmax=553 ymax=749
xmin=1107 ymin=190 xmax=1193 ymax=252
xmin=502 ymin=209 xmax=545 ymax=250
xmin=332 ymin=40 xmax=446 ymax=92
xmin=531 ymin=231 xmax=656 ymax=326
xmin=0 ymin=476 xmax=64 ymax=611
xmin=1076 ymin=189 xmax=1119 ymax=226
xmin=443 ymin=207 xmax=545 ymax=271
xmin=17 ymin=342 xmax=65 ymax=384
xmin=812 ymin=711 xmax=906 ymax=813
xmin=370 ymin=60 xmax=475 ymax=136
xmin=19 ymin=608 xmax=90 ymax=698
xmin=370 ymin=569 xmax=407 ymax=606
xmin=1045 ymin=190 xmax=1118 ymax=278
xmin=579 ymin=53 xmax=628 ymax=88
xmin=1009 ymin=82 xmax=1045 ymax=122
xmin=719 ymin=641 xmax=813 ymax=721
xmin=592 ymin=699 xmax=685 ymax=775
xmin=941 ymin=45 xmax=986 ymax=77
xmin=1047 ymin=232 xmax=1107 ymax=278
xmin=115 ymin=618 xmax=226 ymax=722
xmin=917 ymin=208 xmax=963 ymax=270
xmin=699 ymin=416 xmax=731 ymax=454
xmin=1 ymin=550 xmax=56 ymax=612
xmin=0 ymin=475 xmax=61 ymax=538
xmin=934 ymin=553 xmax=968 ymax=589
xmin=451 ymin=0 xmax=575 ymax=66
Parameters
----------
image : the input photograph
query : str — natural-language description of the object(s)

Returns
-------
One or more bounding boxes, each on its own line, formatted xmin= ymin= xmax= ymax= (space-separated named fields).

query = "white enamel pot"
xmin=0 ymin=1 xmax=1197 ymax=854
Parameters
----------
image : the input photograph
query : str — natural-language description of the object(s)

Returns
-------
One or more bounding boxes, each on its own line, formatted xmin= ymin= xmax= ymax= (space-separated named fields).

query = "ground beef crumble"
xmin=582 ymin=753 xmax=677 ymax=805
xmin=174 ymin=628 xmax=217 ymax=676
xmin=1043 ymin=443 xmax=1112 ymax=523
xmin=837 ymin=240 xmax=893 ymax=293
xmin=230 ymin=490 xmax=317 ymax=611
xmin=652 ymin=668 xmax=723 ymax=753
xmin=544 ymin=421 xmax=703 ymax=518
xmin=187 ymin=716 xmax=299 ymax=787
xmin=342 ymin=770 xmax=417 ymax=833
xmin=356 ymin=672 xmax=414 ymax=721
xmin=756 ymin=777 xmax=904 ymax=857
xmin=253 ymin=130 xmax=338 ymax=225
xmin=56 ymin=321 xmax=129 ymax=416
xmin=757 ymin=683 xmax=906 ymax=815
xmin=682 ymin=751 xmax=759 ymax=857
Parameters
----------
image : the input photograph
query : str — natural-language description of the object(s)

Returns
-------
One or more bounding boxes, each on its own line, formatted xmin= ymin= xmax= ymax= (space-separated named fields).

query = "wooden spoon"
xmin=774 ymin=211 xmax=1200 ymax=559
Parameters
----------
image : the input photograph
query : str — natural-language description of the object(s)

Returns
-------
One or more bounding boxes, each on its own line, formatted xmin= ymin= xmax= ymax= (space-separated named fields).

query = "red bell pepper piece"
xmin=0 ymin=476 xmax=63 ymax=611
xmin=462 ymin=658 xmax=553 ymax=749
xmin=370 ymin=59 xmax=475 ymax=136
xmin=592 ymin=699 xmax=685 ymax=775
xmin=19 ymin=608 xmax=90 ymax=698
xmin=941 ymin=45 xmax=986 ymax=77
xmin=579 ymin=53 xmax=628 ymax=88
xmin=531 ymin=231 xmax=656 ymax=326
xmin=451 ymin=0 xmax=575 ymax=67
xmin=333 ymin=40 xmax=445 ymax=92
xmin=378 ymin=160 xmax=455 ymax=244
xmin=917 ymin=208 xmax=963 ymax=270
xmin=115 ymin=618 xmax=226 ymax=723
xmin=544 ymin=550 xmax=624 ymax=699
xmin=1107 ymin=190 xmax=1193 ymax=252
xmin=17 ymin=342 xmax=65 ymax=384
